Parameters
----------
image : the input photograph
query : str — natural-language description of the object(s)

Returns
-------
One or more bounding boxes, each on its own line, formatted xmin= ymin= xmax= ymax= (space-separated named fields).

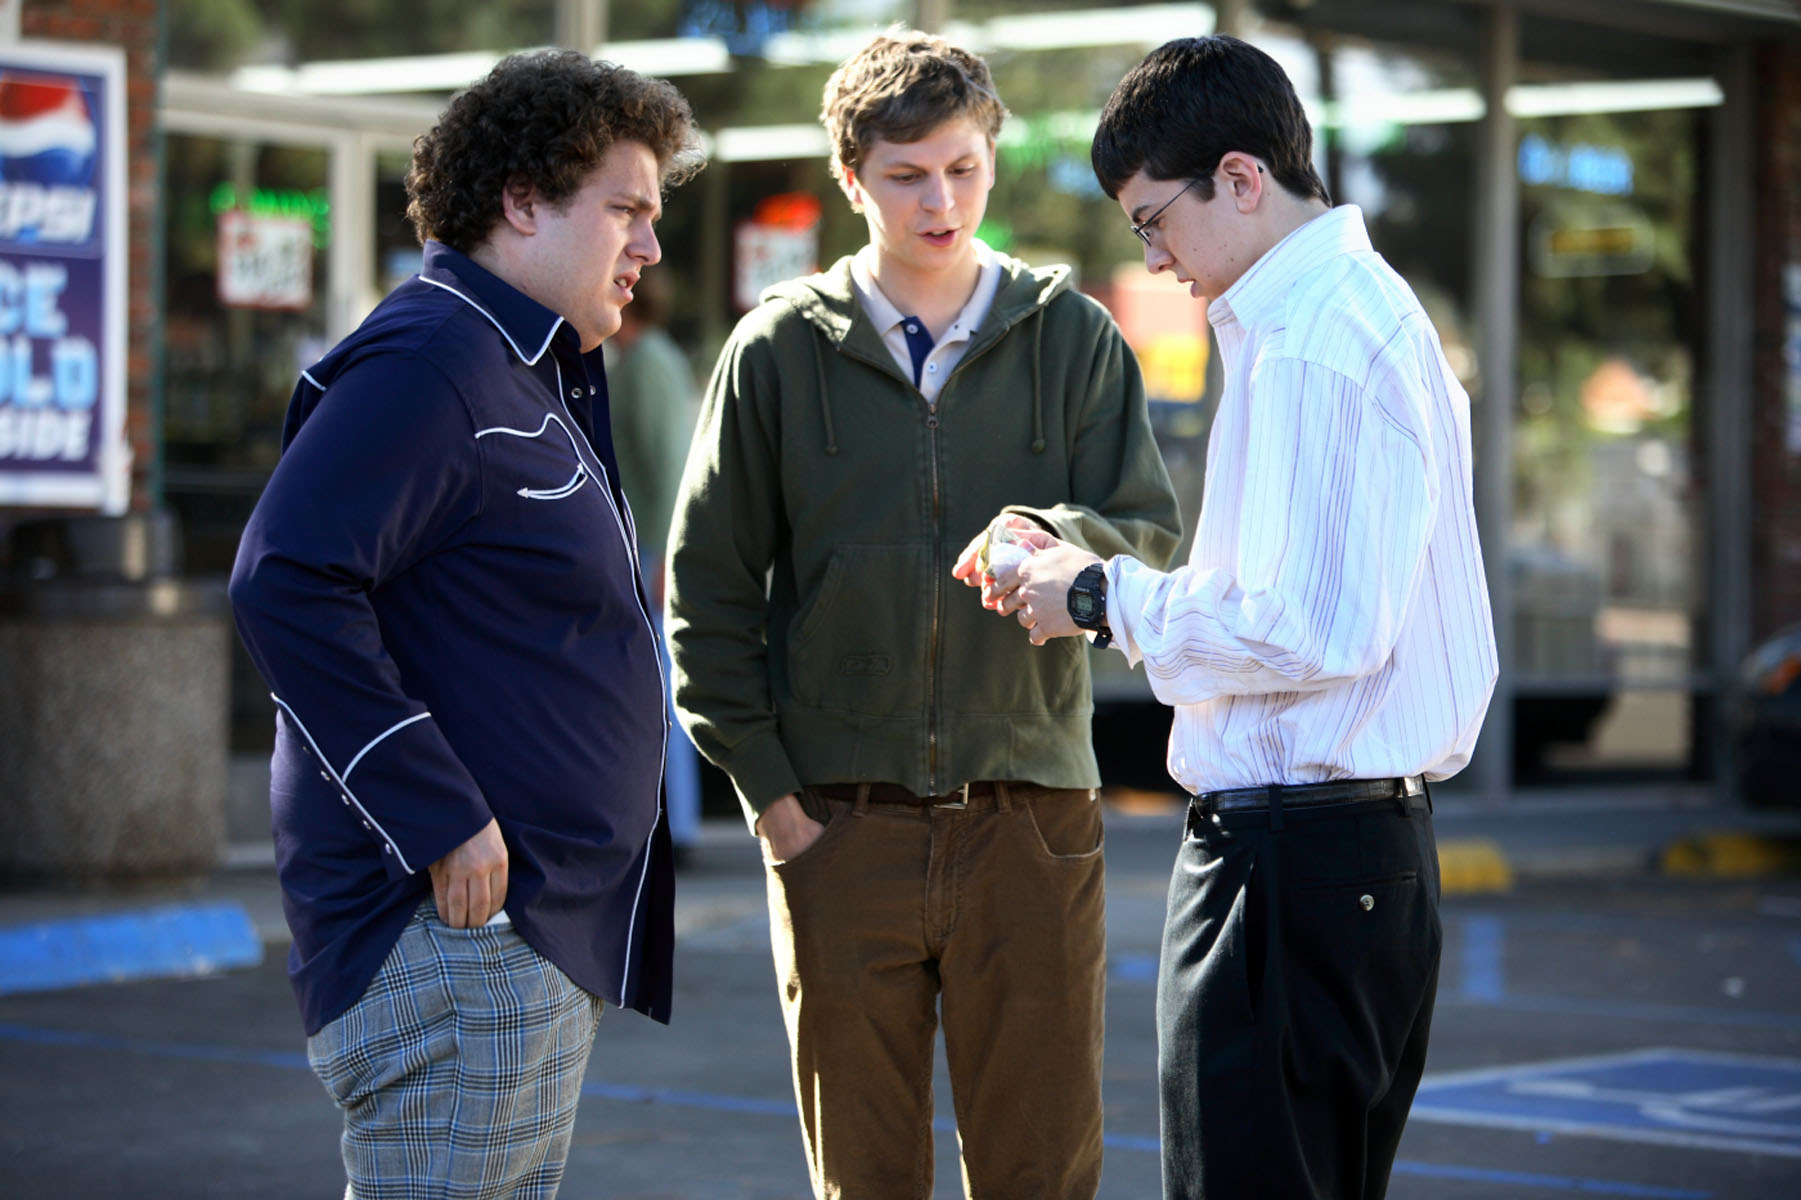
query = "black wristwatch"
xmin=1067 ymin=562 xmax=1112 ymax=649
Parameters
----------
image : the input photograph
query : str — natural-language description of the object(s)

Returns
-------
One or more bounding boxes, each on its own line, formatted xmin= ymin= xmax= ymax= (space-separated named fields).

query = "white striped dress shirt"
xmin=1105 ymin=205 xmax=1498 ymax=793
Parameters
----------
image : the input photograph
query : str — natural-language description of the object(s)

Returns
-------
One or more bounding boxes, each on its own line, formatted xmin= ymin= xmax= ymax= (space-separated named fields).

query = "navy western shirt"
xmin=230 ymin=242 xmax=674 ymax=1035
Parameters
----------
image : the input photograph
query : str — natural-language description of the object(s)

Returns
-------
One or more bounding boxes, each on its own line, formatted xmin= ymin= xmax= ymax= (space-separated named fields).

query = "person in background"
xmin=606 ymin=271 xmax=704 ymax=855
xmin=983 ymin=35 xmax=1498 ymax=1200
xmin=228 ymin=50 xmax=703 ymax=1199
xmin=666 ymin=30 xmax=1181 ymax=1200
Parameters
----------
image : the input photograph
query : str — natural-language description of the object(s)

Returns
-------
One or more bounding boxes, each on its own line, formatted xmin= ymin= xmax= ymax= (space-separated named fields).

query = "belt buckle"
xmin=934 ymin=782 xmax=970 ymax=810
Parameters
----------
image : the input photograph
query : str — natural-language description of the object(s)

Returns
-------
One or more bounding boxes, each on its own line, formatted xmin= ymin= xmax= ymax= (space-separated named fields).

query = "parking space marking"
xmin=1459 ymin=914 xmax=1506 ymax=1002
xmin=1390 ymin=1160 xmax=1707 ymax=1198
xmin=0 ymin=903 xmax=262 ymax=995
xmin=1413 ymin=1047 xmax=1801 ymax=1159
xmin=0 ymin=1021 xmax=1729 ymax=1196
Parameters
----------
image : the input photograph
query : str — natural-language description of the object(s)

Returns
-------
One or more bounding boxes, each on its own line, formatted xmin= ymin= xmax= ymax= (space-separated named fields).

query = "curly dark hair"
xmin=406 ymin=49 xmax=704 ymax=252
xmin=1092 ymin=36 xmax=1329 ymax=206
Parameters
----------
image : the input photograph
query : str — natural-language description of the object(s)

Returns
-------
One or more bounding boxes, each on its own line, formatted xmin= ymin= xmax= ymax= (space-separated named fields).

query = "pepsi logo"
xmin=0 ymin=73 xmax=96 ymax=187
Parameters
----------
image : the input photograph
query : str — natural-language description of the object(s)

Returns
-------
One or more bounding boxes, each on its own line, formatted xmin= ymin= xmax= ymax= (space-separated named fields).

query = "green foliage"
xmin=168 ymin=0 xmax=264 ymax=71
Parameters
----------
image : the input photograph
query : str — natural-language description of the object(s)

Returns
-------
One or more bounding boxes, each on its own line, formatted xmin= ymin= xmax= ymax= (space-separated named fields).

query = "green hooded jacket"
xmin=666 ymin=251 xmax=1182 ymax=827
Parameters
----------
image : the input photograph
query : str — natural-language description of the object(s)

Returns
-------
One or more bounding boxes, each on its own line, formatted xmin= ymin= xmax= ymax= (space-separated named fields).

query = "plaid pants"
xmin=307 ymin=901 xmax=604 ymax=1199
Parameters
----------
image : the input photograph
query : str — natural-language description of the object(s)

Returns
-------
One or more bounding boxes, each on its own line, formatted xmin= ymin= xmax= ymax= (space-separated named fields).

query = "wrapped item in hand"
xmin=978 ymin=522 xmax=1034 ymax=578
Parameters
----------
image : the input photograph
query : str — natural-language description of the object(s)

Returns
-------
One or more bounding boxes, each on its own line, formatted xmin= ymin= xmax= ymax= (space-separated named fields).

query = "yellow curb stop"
xmin=1659 ymin=833 xmax=1801 ymax=878
xmin=1437 ymin=838 xmax=1514 ymax=894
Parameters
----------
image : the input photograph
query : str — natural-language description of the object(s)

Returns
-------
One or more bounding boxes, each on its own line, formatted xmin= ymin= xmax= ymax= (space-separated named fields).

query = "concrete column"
xmin=1471 ymin=4 xmax=1518 ymax=804
xmin=557 ymin=0 xmax=607 ymax=53
xmin=914 ymin=0 xmax=949 ymax=34
xmin=328 ymin=131 xmax=377 ymax=341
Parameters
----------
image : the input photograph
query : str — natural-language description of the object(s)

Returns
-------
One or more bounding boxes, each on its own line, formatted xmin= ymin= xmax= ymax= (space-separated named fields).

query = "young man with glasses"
xmin=980 ymin=35 xmax=1497 ymax=1200
xmin=666 ymin=30 xmax=1180 ymax=1199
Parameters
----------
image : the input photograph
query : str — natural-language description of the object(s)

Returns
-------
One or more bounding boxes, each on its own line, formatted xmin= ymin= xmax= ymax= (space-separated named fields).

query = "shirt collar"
xmin=849 ymin=238 xmax=1000 ymax=343
xmin=417 ymin=240 xmax=576 ymax=366
xmin=1211 ymin=204 xmax=1372 ymax=334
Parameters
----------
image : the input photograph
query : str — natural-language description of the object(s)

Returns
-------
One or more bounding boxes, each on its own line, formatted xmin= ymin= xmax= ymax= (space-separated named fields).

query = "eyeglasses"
xmin=1130 ymin=177 xmax=1199 ymax=247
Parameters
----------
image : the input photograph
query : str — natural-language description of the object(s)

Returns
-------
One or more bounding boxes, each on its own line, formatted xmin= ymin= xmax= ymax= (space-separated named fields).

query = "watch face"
xmin=1071 ymin=590 xmax=1096 ymax=620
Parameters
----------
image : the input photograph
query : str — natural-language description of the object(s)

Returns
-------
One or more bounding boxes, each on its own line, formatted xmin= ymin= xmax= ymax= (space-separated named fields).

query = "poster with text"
xmin=0 ymin=41 xmax=127 ymax=514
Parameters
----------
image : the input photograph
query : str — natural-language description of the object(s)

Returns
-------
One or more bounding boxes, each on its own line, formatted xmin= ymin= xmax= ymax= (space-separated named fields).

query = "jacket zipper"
xmin=925 ymin=392 xmax=942 ymax=793
xmin=830 ymin=307 xmax=1024 ymax=795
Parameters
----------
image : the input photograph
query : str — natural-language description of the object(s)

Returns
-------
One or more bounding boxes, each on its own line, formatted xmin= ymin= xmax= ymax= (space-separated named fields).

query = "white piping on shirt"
xmin=516 ymin=465 xmax=588 ymax=501
xmin=544 ymin=355 xmax=668 ymax=1006
xmin=474 ymin=413 xmax=594 ymax=500
xmin=344 ymin=711 xmax=433 ymax=781
xmin=473 ymin=412 xmax=566 ymax=441
xmin=419 ymin=276 xmax=561 ymax=365
xmin=385 ymin=273 xmax=666 ymax=1003
xmin=271 ymin=694 xmax=418 ymax=875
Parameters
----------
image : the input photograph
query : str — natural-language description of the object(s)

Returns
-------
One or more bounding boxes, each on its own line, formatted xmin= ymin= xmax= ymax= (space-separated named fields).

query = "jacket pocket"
xmin=785 ymin=543 xmax=928 ymax=715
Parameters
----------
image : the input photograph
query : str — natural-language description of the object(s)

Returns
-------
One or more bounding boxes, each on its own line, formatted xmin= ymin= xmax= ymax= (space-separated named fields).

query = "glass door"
xmin=1508 ymin=80 xmax=1714 ymax=784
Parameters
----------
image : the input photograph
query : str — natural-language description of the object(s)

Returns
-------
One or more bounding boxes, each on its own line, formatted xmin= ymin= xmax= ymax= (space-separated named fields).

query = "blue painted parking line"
xmin=1390 ymin=1160 xmax=1708 ymax=1198
xmin=1459 ymin=914 xmax=1507 ymax=1002
xmin=1443 ymin=915 xmax=1801 ymax=1031
xmin=1109 ymin=953 xmax=1158 ymax=984
xmin=0 ymin=1021 xmax=1717 ymax=1195
xmin=1413 ymin=1048 xmax=1801 ymax=1159
xmin=0 ymin=903 xmax=263 ymax=995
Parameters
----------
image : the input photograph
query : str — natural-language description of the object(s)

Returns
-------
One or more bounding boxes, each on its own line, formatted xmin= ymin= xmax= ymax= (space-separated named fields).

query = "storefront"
xmin=143 ymin=0 xmax=1796 ymax=800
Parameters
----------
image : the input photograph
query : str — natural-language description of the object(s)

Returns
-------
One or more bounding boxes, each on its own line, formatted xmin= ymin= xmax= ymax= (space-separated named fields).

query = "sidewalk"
xmin=4 ymin=777 xmax=1801 ymax=996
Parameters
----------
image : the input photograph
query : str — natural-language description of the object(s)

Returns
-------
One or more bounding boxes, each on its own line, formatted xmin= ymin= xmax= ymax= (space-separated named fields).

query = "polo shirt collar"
xmin=418 ymin=240 xmax=574 ymax=366
xmin=1212 ymin=204 xmax=1371 ymax=334
xmin=849 ymin=237 xmax=1001 ymax=343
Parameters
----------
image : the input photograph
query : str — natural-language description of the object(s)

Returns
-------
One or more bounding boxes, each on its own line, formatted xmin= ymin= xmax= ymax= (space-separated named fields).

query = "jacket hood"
xmin=755 ymin=249 xmax=1073 ymax=457
xmin=760 ymin=249 xmax=1072 ymax=343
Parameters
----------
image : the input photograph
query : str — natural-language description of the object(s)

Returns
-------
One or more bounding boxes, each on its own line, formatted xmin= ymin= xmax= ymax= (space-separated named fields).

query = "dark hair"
xmin=406 ymin=49 xmax=704 ymax=252
xmin=1092 ymin=35 xmax=1329 ymax=206
xmin=821 ymin=30 xmax=1007 ymax=191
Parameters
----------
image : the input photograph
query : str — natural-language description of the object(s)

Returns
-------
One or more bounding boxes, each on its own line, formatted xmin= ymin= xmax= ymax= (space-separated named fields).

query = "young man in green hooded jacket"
xmin=665 ymin=30 xmax=1180 ymax=1200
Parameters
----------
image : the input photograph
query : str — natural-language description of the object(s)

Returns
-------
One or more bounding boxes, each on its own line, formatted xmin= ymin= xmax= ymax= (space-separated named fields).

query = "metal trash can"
xmin=0 ymin=512 xmax=230 ymax=881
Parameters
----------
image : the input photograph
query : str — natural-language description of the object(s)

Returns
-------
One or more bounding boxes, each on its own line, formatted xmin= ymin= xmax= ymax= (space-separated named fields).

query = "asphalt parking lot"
xmin=3 ymin=806 xmax=1800 ymax=1199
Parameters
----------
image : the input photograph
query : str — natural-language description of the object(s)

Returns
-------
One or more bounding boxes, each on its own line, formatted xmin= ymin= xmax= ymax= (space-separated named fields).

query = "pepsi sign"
xmin=0 ymin=72 xmax=100 ymax=247
xmin=0 ymin=43 xmax=126 ymax=514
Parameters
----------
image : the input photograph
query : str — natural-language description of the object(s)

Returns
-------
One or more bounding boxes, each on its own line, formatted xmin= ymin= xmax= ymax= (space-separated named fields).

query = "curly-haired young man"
xmin=230 ymin=50 xmax=702 ymax=1198
xmin=667 ymin=30 xmax=1179 ymax=1200
xmin=992 ymin=36 xmax=1497 ymax=1200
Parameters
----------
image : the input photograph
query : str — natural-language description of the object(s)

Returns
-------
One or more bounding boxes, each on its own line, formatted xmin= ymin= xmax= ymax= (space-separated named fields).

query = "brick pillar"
xmin=20 ymin=0 xmax=160 ymax=513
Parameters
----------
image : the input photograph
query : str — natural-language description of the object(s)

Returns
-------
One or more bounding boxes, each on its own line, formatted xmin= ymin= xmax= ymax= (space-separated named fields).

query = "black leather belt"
xmin=814 ymin=781 xmax=998 ymax=809
xmin=1193 ymin=774 xmax=1427 ymax=816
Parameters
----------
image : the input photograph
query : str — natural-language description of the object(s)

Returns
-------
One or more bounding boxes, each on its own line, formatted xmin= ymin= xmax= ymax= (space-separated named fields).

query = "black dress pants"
xmin=1155 ymin=790 xmax=1441 ymax=1200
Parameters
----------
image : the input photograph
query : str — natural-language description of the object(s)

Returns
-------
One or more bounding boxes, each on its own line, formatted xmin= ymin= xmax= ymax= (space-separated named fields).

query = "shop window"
xmin=162 ymin=133 xmax=332 ymax=746
xmin=1511 ymin=100 xmax=1706 ymax=783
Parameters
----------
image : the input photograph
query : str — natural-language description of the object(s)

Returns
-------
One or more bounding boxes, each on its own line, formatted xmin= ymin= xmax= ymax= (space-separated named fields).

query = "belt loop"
xmin=854 ymin=783 xmax=871 ymax=816
xmin=1422 ymin=777 xmax=1433 ymax=814
xmin=1267 ymin=784 xmax=1283 ymax=832
xmin=992 ymin=781 xmax=1012 ymax=812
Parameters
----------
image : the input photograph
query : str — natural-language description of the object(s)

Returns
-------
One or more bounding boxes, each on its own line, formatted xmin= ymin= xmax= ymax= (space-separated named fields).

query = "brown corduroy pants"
xmin=764 ymin=782 xmax=1108 ymax=1200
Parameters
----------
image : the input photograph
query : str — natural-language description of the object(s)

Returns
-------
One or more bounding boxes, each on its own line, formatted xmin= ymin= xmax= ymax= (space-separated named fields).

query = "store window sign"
xmin=733 ymin=192 xmax=819 ymax=313
xmin=208 ymin=182 xmax=330 ymax=248
xmin=0 ymin=42 xmax=127 ymax=515
xmin=217 ymin=210 xmax=313 ymax=311
xmin=1518 ymin=133 xmax=1633 ymax=196
xmin=1529 ymin=204 xmax=1655 ymax=279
